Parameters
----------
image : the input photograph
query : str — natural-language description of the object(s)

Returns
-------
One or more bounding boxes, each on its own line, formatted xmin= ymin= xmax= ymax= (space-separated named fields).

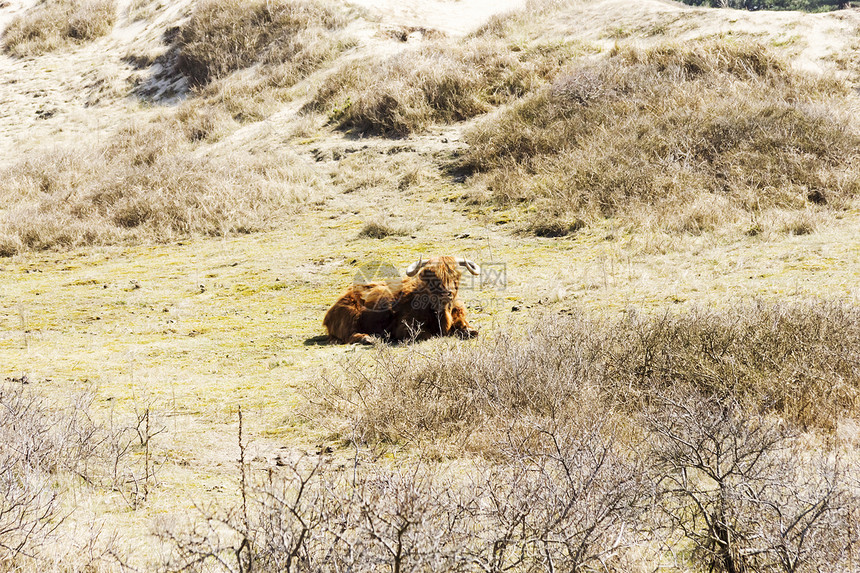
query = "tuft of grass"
xmin=176 ymin=0 xmax=348 ymax=87
xmin=2 ymin=0 xmax=116 ymax=57
xmin=124 ymin=0 xmax=160 ymax=23
xmin=463 ymin=39 xmax=860 ymax=234
xmin=309 ymin=37 xmax=586 ymax=137
xmin=358 ymin=221 xmax=410 ymax=239
xmin=174 ymin=100 xmax=237 ymax=142
xmin=0 ymin=119 xmax=318 ymax=254
xmin=525 ymin=217 xmax=585 ymax=237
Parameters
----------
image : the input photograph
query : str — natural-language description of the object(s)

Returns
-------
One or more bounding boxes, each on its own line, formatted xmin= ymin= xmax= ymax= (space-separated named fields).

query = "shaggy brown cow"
xmin=324 ymin=256 xmax=479 ymax=344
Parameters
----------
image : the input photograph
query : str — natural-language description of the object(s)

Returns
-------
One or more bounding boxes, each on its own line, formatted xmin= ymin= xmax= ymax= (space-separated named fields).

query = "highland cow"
xmin=324 ymin=256 xmax=479 ymax=344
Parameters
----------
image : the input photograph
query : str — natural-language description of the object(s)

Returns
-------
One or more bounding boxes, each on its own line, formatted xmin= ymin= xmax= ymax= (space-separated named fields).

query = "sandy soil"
xmin=348 ymin=0 xmax=527 ymax=35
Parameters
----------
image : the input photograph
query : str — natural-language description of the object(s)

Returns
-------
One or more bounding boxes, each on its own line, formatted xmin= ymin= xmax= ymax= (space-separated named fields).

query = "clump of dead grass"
xmin=0 ymin=119 xmax=318 ymax=255
xmin=177 ymin=0 xmax=348 ymax=87
xmin=2 ymin=0 xmax=117 ymax=57
xmin=124 ymin=0 xmax=161 ymax=23
xmin=309 ymin=37 xmax=586 ymax=137
xmin=165 ymin=0 xmax=353 ymax=126
xmin=296 ymin=300 xmax=860 ymax=571
xmin=173 ymin=100 xmax=238 ymax=142
xmin=358 ymin=220 xmax=410 ymax=239
xmin=463 ymin=39 xmax=860 ymax=235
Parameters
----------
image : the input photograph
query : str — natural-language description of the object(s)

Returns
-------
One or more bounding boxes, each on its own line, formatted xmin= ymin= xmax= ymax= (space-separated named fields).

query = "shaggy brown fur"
xmin=324 ymin=256 xmax=478 ymax=344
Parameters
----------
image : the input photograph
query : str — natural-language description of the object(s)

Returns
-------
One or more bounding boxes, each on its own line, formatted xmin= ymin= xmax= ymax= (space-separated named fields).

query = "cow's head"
xmin=406 ymin=256 xmax=479 ymax=308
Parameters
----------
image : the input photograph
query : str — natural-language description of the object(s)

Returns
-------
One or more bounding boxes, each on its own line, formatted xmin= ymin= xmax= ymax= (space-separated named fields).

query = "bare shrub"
xmin=161 ymin=420 xmax=645 ymax=572
xmin=0 ymin=381 xmax=164 ymax=569
xmin=463 ymin=39 xmax=860 ymax=233
xmin=471 ymin=420 xmax=648 ymax=572
xmin=162 ymin=456 xmax=475 ymax=572
xmin=2 ymin=0 xmax=116 ymax=57
xmin=0 ymin=118 xmax=316 ymax=254
xmin=176 ymin=0 xmax=348 ymax=87
xmin=0 ymin=383 xmax=62 ymax=561
xmin=309 ymin=37 xmax=579 ymax=137
xmin=648 ymin=392 xmax=856 ymax=573
xmin=325 ymin=464 xmax=476 ymax=572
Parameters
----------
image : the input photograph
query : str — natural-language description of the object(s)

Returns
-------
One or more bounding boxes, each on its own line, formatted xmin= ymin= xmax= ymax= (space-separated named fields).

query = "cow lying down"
xmin=324 ymin=256 xmax=479 ymax=344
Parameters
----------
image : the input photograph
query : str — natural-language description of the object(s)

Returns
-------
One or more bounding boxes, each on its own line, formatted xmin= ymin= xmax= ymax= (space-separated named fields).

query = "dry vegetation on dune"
xmin=177 ymin=0 xmax=347 ymax=87
xmin=463 ymin=39 xmax=860 ymax=235
xmin=320 ymin=301 xmax=860 ymax=447
xmin=309 ymin=35 xmax=588 ymax=137
xmin=0 ymin=0 xmax=353 ymax=256
xmin=2 ymin=0 xmax=117 ymax=57
xmin=0 ymin=119 xmax=318 ymax=255
xmin=174 ymin=0 xmax=353 ymax=123
xmin=5 ymin=302 xmax=860 ymax=572
xmin=5 ymin=0 xmax=860 ymax=570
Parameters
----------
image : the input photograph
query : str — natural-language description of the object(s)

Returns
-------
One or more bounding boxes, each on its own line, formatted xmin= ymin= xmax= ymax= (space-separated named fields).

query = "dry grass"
xmin=294 ymin=299 xmax=860 ymax=570
xmin=124 ymin=0 xmax=161 ymax=23
xmin=2 ymin=0 xmax=117 ymax=57
xmin=173 ymin=100 xmax=238 ymax=142
xmin=358 ymin=220 xmax=410 ymax=239
xmin=314 ymin=300 xmax=860 ymax=451
xmin=463 ymin=39 xmax=860 ymax=235
xmin=176 ymin=0 xmax=349 ymax=87
xmin=0 ymin=119 xmax=318 ymax=255
xmin=309 ymin=36 xmax=588 ymax=137
xmin=163 ymin=297 xmax=860 ymax=572
xmin=162 ymin=0 xmax=354 ymax=127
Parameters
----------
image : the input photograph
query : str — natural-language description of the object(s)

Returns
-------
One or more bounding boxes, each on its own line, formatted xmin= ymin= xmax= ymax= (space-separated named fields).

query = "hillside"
xmin=1 ymin=0 xmax=860 ymax=571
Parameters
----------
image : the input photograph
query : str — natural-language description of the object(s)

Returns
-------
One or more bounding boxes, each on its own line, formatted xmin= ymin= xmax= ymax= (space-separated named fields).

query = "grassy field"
xmin=2 ymin=0 xmax=860 ymax=571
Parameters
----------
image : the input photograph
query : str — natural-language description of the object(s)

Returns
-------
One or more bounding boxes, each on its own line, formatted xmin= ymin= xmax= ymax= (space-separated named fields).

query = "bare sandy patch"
xmin=347 ymin=0 xmax=527 ymax=36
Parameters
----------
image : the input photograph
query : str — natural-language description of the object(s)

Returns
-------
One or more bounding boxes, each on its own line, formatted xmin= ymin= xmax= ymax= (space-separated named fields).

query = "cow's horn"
xmin=406 ymin=258 xmax=426 ymax=277
xmin=457 ymin=258 xmax=480 ymax=275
